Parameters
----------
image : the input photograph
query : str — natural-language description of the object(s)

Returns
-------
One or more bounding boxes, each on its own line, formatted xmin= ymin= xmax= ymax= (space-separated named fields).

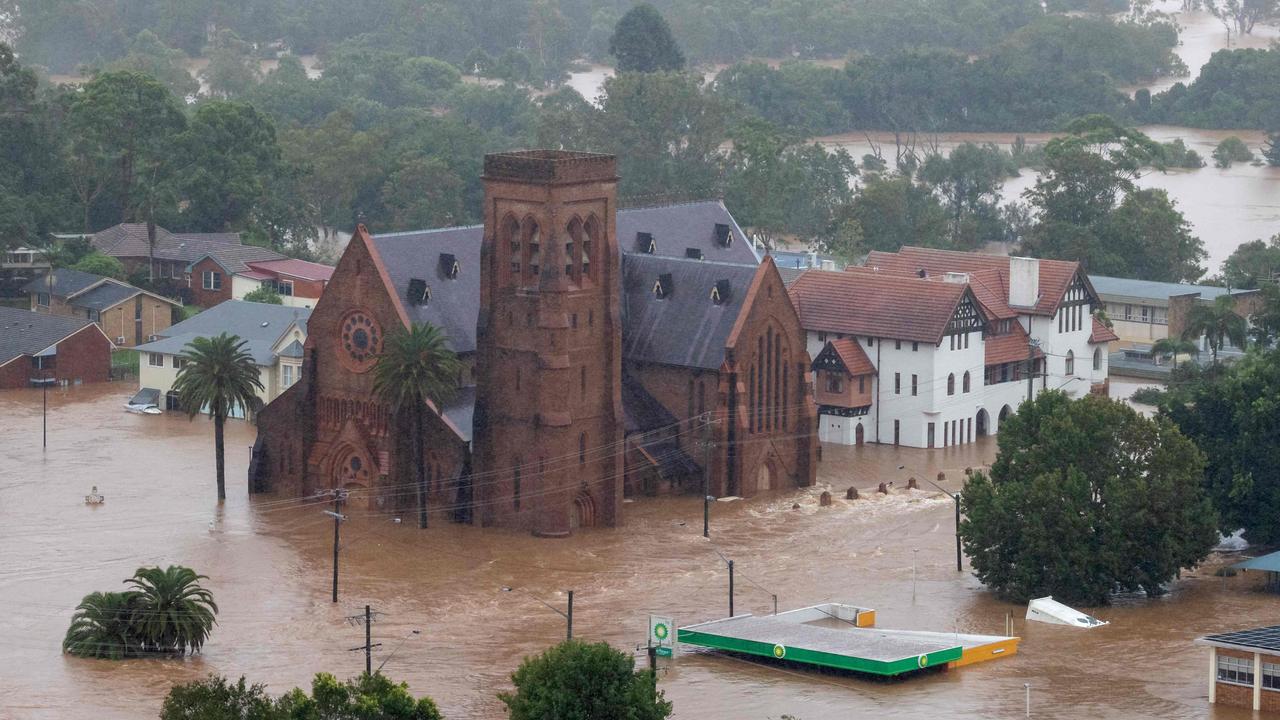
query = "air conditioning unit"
xmin=148 ymin=335 xmax=159 ymax=342
xmin=115 ymin=336 xmax=126 ymax=345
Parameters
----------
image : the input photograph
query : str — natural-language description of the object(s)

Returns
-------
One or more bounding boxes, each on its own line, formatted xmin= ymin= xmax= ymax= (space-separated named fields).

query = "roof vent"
xmin=714 ymin=223 xmax=732 ymax=247
xmin=407 ymin=278 xmax=430 ymax=306
xmin=916 ymin=268 xmax=928 ymax=278
xmin=636 ymin=232 xmax=655 ymax=254
xmin=711 ymin=279 xmax=731 ymax=305
xmin=653 ymin=273 xmax=673 ymax=299
xmin=685 ymin=247 xmax=704 ymax=260
xmin=439 ymin=253 xmax=459 ymax=279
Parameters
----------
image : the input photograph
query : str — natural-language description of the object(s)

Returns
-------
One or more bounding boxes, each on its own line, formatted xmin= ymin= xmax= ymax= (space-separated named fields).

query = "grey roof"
xmin=193 ymin=243 xmax=288 ymax=274
xmin=90 ymin=224 xmax=240 ymax=261
xmin=1199 ymin=626 xmax=1280 ymax=653
xmin=369 ymin=201 xmax=761 ymax=355
xmin=71 ymin=282 xmax=142 ymax=311
xmin=621 ymin=255 xmax=760 ymax=370
xmin=22 ymin=268 xmax=106 ymax=297
xmin=0 ymin=307 xmax=99 ymax=366
xmin=278 ymin=339 xmax=305 ymax=359
xmin=776 ymin=266 xmax=808 ymax=288
xmin=134 ymin=300 xmax=310 ymax=366
xmin=1231 ymin=550 xmax=1280 ymax=573
xmin=442 ymin=385 xmax=476 ymax=443
xmin=1088 ymin=275 xmax=1243 ymax=303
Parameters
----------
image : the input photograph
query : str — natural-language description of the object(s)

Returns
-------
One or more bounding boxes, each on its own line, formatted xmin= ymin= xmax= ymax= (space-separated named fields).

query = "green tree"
xmin=125 ymin=565 xmax=218 ymax=656
xmin=1098 ymin=189 xmax=1206 ymax=282
xmin=62 ymin=591 xmax=139 ymax=660
xmin=173 ymin=333 xmax=265 ymax=502
xmin=276 ymin=672 xmax=443 ymax=719
xmin=161 ymin=676 xmax=282 ymax=720
xmin=1151 ymin=337 xmax=1200 ymax=368
xmin=180 ymin=101 xmax=283 ymax=232
xmin=499 ymin=640 xmax=672 ymax=720
xmin=848 ymin=172 xmax=948 ymax=252
xmin=0 ymin=44 xmax=68 ymax=246
xmin=918 ymin=143 xmax=1014 ymax=249
xmin=203 ymin=29 xmax=262 ymax=99
xmin=372 ymin=323 xmax=460 ymax=529
xmin=380 ymin=156 xmax=466 ymax=232
xmin=1161 ymin=349 xmax=1280 ymax=543
xmin=1264 ymin=131 xmax=1280 ymax=166
xmin=242 ymin=286 xmax=284 ymax=305
xmin=608 ymin=4 xmax=685 ymax=73
xmin=1248 ymin=282 xmax=1280 ymax=345
xmin=1182 ymin=294 xmax=1248 ymax=362
xmin=71 ymin=252 xmax=127 ymax=280
xmin=106 ymin=30 xmax=199 ymax=98
xmin=1212 ymin=136 xmax=1254 ymax=168
xmin=1222 ymin=235 xmax=1280 ymax=288
xmin=960 ymin=392 xmax=1217 ymax=605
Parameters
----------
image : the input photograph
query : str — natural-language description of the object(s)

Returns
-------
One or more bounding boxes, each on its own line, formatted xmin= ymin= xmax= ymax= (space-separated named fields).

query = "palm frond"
xmin=172 ymin=332 xmax=264 ymax=419
xmin=372 ymin=323 xmax=461 ymax=412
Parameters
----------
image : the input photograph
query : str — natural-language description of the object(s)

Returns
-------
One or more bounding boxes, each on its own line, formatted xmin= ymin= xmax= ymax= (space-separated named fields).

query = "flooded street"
xmin=1 ymin=384 xmax=1275 ymax=719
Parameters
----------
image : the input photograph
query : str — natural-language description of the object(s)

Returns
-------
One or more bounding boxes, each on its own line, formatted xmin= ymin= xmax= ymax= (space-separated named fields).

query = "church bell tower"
xmin=473 ymin=151 xmax=625 ymax=536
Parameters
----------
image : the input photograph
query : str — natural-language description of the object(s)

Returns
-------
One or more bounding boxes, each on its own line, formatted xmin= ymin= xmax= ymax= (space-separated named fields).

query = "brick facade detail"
xmin=0 ymin=324 xmax=111 ymax=389
xmin=190 ymin=257 xmax=232 ymax=308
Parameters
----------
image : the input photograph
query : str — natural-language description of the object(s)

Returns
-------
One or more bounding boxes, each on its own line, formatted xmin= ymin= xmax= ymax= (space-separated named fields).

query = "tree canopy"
xmin=608 ymin=4 xmax=685 ymax=73
xmin=161 ymin=672 xmax=443 ymax=720
xmin=960 ymin=391 xmax=1217 ymax=605
xmin=499 ymin=640 xmax=672 ymax=720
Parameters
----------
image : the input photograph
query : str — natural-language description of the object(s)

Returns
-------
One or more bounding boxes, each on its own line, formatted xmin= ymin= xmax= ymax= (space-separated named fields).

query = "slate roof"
xmin=21 ymin=268 xmax=104 ymax=297
xmin=90 ymin=224 xmax=240 ymax=259
xmin=278 ymin=340 xmax=305 ymax=359
xmin=776 ymin=266 xmax=808 ymax=288
xmin=621 ymin=255 xmax=761 ymax=370
xmin=865 ymin=247 xmax=1084 ymax=316
xmin=984 ymin=325 xmax=1042 ymax=366
xmin=442 ymin=385 xmax=476 ymax=443
xmin=368 ymin=202 xmax=762 ymax=355
xmin=0 ymin=307 xmax=100 ymax=366
xmin=1090 ymin=317 xmax=1120 ymax=344
xmin=134 ymin=300 xmax=310 ymax=366
xmin=827 ymin=338 xmax=876 ymax=376
xmin=788 ymin=268 xmax=969 ymax=344
xmin=191 ymin=244 xmax=288 ymax=274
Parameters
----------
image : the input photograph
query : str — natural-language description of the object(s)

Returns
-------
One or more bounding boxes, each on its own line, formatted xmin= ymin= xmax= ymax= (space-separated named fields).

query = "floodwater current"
xmin=1 ymin=384 xmax=1276 ymax=719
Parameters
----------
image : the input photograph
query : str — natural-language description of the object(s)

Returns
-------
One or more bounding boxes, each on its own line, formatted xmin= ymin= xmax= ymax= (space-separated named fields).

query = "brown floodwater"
xmin=1 ymin=383 xmax=1275 ymax=719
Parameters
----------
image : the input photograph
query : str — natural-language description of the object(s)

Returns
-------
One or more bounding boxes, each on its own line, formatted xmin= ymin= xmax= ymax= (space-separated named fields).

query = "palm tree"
xmin=1151 ymin=337 xmax=1199 ymax=369
xmin=173 ymin=333 xmax=264 ymax=502
xmin=125 ymin=565 xmax=218 ymax=655
xmin=1181 ymin=295 xmax=1248 ymax=364
xmin=63 ymin=591 xmax=140 ymax=659
xmin=372 ymin=323 xmax=460 ymax=529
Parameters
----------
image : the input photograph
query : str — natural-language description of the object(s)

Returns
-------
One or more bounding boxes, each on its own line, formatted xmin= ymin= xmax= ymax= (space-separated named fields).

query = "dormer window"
xmin=685 ymin=248 xmax=704 ymax=260
xmin=439 ymin=253 xmax=459 ymax=279
xmin=653 ymin=273 xmax=673 ymax=299
xmin=714 ymin=223 xmax=732 ymax=247
xmin=407 ymin=278 xmax=429 ymax=306
xmin=711 ymin=279 xmax=731 ymax=305
xmin=636 ymin=231 xmax=655 ymax=254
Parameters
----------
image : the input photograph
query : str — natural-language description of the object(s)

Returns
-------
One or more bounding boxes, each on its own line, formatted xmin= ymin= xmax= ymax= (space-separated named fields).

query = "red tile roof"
xmin=245 ymin=258 xmax=335 ymax=281
xmin=829 ymin=338 xmax=876 ymax=376
xmin=984 ymin=324 xmax=1043 ymax=366
xmin=788 ymin=268 xmax=969 ymax=344
xmin=864 ymin=247 xmax=1083 ymax=316
xmin=1090 ymin=316 xmax=1119 ymax=344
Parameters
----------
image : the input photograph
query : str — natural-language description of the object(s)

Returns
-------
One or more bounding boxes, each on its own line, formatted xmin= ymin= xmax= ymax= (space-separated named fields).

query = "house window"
xmin=895 ymin=340 xmax=901 ymax=350
xmin=858 ymin=376 xmax=865 ymax=393
xmin=1217 ymin=655 xmax=1254 ymax=686
xmin=818 ymin=332 xmax=827 ymax=343
xmin=1093 ymin=347 xmax=1101 ymax=371
xmin=282 ymin=364 xmax=296 ymax=389
xmin=579 ymin=432 xmax=587 ymax=464
xmin=866 ymin=337 xmax=873 ymax=347
xmin=911 ymin=374 xmax=918 ymax=396
xmin=912 ymin=342 xmax=919 ymax=352
xmin=1065 ymin=350 xmax=1075 ymax=376
xmin=148 ymin=353 xmax=164 ymax=367
xmin=894 ymin=420 xmax=900 ymax=446
xmin=963 ymin=371 xmax=971 ymax=393
xmin=894 ymin=372 xmax=901 ymax=394
xmin=87 ymin=309 xmax=100 ymax=322
xmin=202 ymin=270 xmax=222 ymax=291
xmin=1263 ymin=661 xmax=1280 ymax=690
xmin=826 ymin=374 xmax=844 ymax=393
xmin=171 ymin=356 xmax=187 ymax=370
xmin=37 ymin=292 xmax=49 ymax=307
xmin=947 ymin=373 xmax=955 ymax=396
xmin=273 ymin=279 xmax=294 ymax=297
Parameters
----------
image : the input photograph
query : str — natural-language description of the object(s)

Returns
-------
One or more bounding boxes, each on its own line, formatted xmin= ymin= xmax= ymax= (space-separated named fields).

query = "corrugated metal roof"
xmin=1088 ymin=275 xmax=1240 ymax=302
xmin=1231 ymin=550 xmax=1280 ymax=573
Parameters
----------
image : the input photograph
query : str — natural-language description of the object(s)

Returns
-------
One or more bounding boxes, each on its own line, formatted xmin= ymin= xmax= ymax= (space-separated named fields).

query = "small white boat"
xmin=1026 ymin=596 xmax=1108 ymax=628
xmin=125 ymin=388 xmax=163 ymax=415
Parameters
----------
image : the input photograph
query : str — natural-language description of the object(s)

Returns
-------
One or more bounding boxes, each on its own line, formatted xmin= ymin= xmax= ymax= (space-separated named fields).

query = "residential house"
xmin=1089 ymin=274 xmax=1261 ymax=349
xmin=1198 ymin=625 xmax=1280 ymax=713
xmin=193 ymin=256 xmax=333 ymax=309
xmin=786 ymin=248 xmax=1114 ymax=448
xmin=134 ymin=300 xmax=310 ymax=415
xmin=22 ymin=269 xmax=181 ymax=347
xmin=0 ymin=306 xmax=113 ymax=389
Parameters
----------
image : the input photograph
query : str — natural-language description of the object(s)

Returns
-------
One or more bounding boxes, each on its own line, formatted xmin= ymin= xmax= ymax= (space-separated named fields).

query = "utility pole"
xmin=702 ymin=413 xmax=712 ymax=539
xmin=728 ymin=559 xmax=735 ymax=617
xmin=1026 ymin=338 xmax=1040 ymax=403
xmin=324 ymin=490 xmax=348 ymax=603
xmin=346 ymin=605 xmax=382 ymax=675
xmin=566 ymin=590 xmax=574 ymax=641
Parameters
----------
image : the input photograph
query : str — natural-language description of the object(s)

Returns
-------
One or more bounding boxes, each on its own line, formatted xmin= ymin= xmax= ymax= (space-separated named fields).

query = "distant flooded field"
xmin=0 ymin=384 xmax=1270 ymax=719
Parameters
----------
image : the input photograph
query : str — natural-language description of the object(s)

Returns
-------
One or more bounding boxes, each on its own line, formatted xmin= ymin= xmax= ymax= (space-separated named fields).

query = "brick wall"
xmin=190 ymin=258 xmax=232 ymax=308
xmin=54 ymin=325 xmax=112 ymax=385
xmin=0 ymin=357 xmax=31 ymax=388
xmin=97 ymin=296 xmax=175 ymax=346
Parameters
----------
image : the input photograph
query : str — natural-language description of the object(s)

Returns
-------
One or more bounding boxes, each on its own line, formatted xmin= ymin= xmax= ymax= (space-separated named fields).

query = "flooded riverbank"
xmin=0 ymin=384 xmax=1273 ymax=719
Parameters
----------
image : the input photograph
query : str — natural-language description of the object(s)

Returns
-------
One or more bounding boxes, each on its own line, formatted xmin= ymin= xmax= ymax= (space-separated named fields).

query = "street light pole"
xmin=502 ymin=587 xmax=573 ymax=640
xmin=925 ymin=476 xmax=962 ymax=572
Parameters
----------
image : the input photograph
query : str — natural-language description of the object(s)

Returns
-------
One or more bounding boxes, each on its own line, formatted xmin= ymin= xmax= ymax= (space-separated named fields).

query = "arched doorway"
xmin=573 ymin=490 xmax=596 ymax=529
xmin=975 ymin=409 xmax=989 ymax=437
xmin=757 ymin=462 xmax=772 ymax=492
xmin=855 ymin=423 xmax=865 ymax=446
xmin=998 ymin=405 xmax=1012 ymax=426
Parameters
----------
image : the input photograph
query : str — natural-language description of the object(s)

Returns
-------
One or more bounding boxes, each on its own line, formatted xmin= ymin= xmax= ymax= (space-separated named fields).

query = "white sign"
xmin=649 ymin=614 xmax=675 ymax=657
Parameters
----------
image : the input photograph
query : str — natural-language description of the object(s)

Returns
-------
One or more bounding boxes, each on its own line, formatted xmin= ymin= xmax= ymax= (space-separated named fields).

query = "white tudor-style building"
xmin=786 ymin=248 xmax=1116 ymax=449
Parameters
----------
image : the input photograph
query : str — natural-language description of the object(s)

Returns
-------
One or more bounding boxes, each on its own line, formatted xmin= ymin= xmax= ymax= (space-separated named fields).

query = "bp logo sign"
xmin=918 ymin=655 xmax=930 ymax=669
xmin=654 ymin=623 xmax=669 ymax=641
xmin=649 ymin=615 xmax=675 ymax=657
xmin=772 ymin=644 xmax=787 ymax=659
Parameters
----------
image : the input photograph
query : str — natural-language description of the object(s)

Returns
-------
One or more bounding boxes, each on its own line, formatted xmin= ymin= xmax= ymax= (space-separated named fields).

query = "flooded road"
xmin=1 ymin=384 xmax=1274 ymax=719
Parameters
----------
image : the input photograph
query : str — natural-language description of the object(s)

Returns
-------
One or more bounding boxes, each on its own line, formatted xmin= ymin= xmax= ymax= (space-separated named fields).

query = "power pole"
xmin=1026 ymin=338 xmax=1040 ymax=403
xmin=702 ymin=412 xmax=712 ymax=539
xmin=324 ymin=490 xmax=348 ymax=603
xmin=346 ymin=605 xmax=382 ymax=675
xmin=566 ymin=590 xmax=574 ymax=641
xmin=728 ymin=559 xmax=735 ymax=617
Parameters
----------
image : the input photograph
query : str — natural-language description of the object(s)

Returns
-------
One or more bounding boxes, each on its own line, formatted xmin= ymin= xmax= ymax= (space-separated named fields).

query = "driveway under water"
xmin=0 ymin=383 xmax=1269 ymax=719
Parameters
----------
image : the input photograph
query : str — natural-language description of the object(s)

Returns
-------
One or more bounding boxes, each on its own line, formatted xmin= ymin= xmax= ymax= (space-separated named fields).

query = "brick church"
xmin=251 ymin=151 xmax=818 ymax=536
